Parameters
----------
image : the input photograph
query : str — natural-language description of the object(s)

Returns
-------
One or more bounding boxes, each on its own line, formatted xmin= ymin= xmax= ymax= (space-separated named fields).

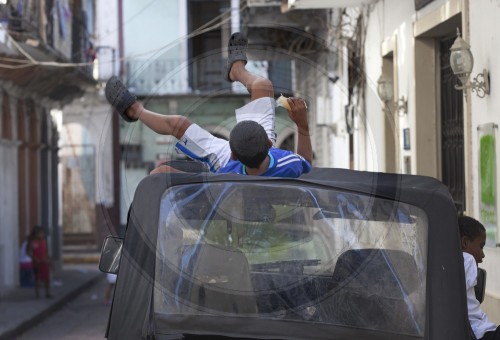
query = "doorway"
xmin=440 ymin=35 xmax=465 ymax=214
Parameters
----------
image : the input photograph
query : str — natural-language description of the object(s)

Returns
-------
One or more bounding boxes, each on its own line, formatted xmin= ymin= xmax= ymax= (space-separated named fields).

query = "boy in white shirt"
xmin=459 ymin=215 xmax=500 ymax=340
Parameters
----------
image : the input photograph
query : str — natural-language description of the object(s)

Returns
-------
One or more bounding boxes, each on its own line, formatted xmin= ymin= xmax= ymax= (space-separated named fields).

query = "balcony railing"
xmin=125 ymin=58 xmax=191 ymax=96
xmin=125 ymin=58 xmax=291 ymax=96
xmin=126 ymin=57 xmax=231 ymax=96
xmin=1 ymin=0 xmax=95 ymax=79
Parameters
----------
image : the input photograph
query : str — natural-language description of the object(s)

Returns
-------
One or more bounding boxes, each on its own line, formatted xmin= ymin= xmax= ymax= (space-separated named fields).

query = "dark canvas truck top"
xmin=106 ymin=168 xmax=471 ymax=340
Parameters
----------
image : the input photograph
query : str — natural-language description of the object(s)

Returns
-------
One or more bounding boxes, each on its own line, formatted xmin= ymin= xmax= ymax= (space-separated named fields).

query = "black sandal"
xmin=105 ymin=76 xmax=137 ymax=122
xmin=224 ymin=32 xmax=248 ymax=82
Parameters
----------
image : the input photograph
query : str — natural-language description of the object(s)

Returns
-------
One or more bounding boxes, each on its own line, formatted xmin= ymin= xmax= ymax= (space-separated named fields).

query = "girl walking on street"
xmin=27 ymin=226 xmax=52 ymax=298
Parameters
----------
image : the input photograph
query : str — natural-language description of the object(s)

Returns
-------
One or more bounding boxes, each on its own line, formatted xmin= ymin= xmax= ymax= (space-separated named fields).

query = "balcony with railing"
xmin=126 ymin=58 xmax=292 ymax=96
xmin=125 ymin=57 xmax=292 ymax=96
xmin=0 ymin=0 xmax=96 ymax=101
xmin=2 ymin=0 xmax=95 ymax=74
xmin=126 ymin=58 xmax=194 ymax=96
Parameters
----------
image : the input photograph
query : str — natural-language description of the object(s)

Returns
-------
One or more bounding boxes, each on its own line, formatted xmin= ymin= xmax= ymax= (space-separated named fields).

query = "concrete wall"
xmin=482 ymin=248 xmax=500 ymax=323
xmin=362 ymin=1 xmax=423 ymax=173
xmin=0 ymin=140 xmax=19 ymax=296
xmin=363 ymin=4 xmax=384 ymax=171
xmin=96 ymin=0 xmax=120 ymax=79
xmin=122 ymin=0 xmax=188 ymax=93
xmin=123 ymin=1 xmax=183 ymax=60
xmin=62 ymin=98 xmax=114 ymax=208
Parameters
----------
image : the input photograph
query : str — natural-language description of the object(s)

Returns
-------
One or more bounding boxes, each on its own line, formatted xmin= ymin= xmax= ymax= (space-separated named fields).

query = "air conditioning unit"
xmin=247 ymin=0 xmax=282 ymax=7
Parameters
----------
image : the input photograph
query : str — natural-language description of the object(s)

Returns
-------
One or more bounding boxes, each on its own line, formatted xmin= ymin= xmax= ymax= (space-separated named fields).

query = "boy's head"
xmin=229 ymin=120 xmax=271 ymax=168
xmin=30 ymin=226 xmax=45 ymax=240
xmin=458 ymin=215 xmax=486 ymax=264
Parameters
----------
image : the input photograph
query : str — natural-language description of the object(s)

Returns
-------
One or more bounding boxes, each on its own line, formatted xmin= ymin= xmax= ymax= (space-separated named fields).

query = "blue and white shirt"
xmin=218 ymin=147 xmax=311 ymax=178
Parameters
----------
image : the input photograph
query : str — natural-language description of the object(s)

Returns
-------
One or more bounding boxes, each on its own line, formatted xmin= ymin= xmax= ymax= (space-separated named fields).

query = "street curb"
xmin=0 ymin=274 xmax=104 ymax=340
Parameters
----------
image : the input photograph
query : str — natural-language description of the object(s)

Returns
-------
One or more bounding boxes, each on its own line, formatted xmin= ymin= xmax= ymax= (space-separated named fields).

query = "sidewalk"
xmin=0 ymin=264 xmax=104 ymax=340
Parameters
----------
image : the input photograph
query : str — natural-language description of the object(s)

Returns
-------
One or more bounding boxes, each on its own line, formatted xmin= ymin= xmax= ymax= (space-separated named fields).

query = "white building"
xmin=290 ymin=0 xmax=500 ymax=322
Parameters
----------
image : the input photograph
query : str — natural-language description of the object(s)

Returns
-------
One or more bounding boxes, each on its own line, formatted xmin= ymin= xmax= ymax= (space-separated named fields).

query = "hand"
xmin=287 ymin=97 xmax=309 ymax=134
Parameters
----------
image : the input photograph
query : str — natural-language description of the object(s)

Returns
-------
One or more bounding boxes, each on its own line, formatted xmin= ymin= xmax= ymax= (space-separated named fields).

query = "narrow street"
xmin=17 ymin=276 xmax=111 ymax=340
xmin=1 ymin=1 xmax=500 ymax=340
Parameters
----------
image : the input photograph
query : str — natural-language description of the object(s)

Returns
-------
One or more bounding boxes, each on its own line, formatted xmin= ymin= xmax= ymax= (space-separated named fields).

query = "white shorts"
xmin=175 ymin=97 xmax=276 ymax=172
xmin=234 ymin=97 xmax=276 ymax=143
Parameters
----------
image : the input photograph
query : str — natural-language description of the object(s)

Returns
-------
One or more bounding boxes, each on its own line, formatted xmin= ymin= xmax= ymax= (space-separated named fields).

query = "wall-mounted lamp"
xmin=449 ymin=28 xmax=490 ymax=98
xmin=377 ymin=73 xmax=407 ymax=114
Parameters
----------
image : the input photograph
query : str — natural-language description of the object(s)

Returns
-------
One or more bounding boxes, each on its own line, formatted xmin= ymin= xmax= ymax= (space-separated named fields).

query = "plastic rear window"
xmin=154 ymin=182 xmax=428 ymax=336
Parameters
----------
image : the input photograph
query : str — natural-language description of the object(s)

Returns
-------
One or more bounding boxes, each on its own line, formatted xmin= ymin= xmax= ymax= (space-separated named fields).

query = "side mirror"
xmin=99 ymin=236 xmax=123 ymax=274
xmin=475 ymin=267 xmax=487 ymax=303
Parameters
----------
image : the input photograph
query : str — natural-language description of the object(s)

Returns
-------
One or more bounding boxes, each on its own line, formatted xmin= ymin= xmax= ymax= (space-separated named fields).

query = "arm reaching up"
xmin=286 ymin=97 xmax=313 ymax=165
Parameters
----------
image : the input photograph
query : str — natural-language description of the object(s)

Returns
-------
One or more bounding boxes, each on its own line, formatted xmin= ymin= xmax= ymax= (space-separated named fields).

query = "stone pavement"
xmin=0 ymin=264 xmax=104 ymax=340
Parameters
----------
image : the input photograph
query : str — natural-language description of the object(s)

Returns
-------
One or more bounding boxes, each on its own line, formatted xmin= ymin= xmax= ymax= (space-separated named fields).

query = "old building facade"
xmin=0 ymin=0 xmax=96 ymax=295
